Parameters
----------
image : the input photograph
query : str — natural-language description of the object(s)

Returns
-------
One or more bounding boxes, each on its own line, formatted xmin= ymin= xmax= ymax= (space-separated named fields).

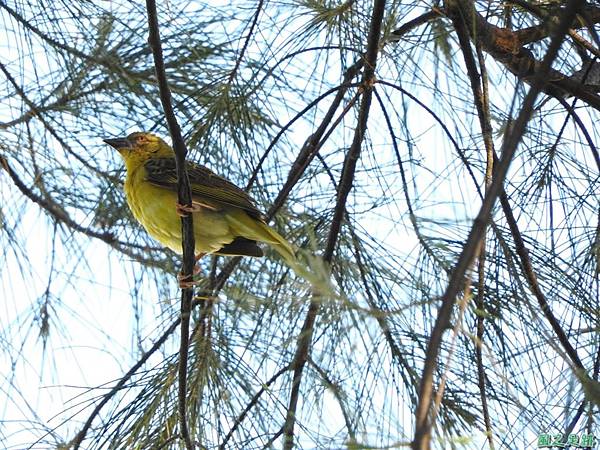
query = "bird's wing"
xmin=144 ymin=158 xmax=264 ymax=219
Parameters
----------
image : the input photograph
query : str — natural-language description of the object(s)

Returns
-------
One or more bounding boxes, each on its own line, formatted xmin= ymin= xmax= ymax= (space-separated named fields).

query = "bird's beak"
xmin=103 ymin=137 xmax=130 ymax=150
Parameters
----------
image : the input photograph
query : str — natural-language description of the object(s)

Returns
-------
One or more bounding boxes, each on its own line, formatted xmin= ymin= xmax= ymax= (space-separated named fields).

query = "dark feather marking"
xmin=144 ymin=158 xmax=264 ymax=220
xmin=216 ymin=237 xmax=263 ymax=257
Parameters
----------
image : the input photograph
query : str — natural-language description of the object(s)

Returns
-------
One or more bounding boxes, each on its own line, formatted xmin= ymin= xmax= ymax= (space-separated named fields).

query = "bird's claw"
xmin=176 ymin=202 xmax=201 ymax=217
xmin=178 ymin=264 xmax=203 ymax=289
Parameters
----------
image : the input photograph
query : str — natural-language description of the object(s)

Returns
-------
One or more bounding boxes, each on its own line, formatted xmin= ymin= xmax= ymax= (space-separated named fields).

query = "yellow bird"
xmin=104 ymin=131 xmax=304 ymax=282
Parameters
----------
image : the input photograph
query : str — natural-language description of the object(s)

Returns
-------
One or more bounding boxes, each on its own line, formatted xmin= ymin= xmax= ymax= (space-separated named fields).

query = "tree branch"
xmin=282 ymin=1 xmax=387 ymax=447
xmin=510 ymin=1 xmax=600 ymax=44
xmin=71 ymin=318 xmax=181 ymax=449
xmin=412 ymin=1 xmax=585 ymax=448
xmin=219 ymin=364 xmax=291 ymax=450
xmin=450 ymin=8 xmax=498 ymax=447
xmin=388 ymin=9 xmax=443 ymax=42
xmin=444 ymin=0 xmax=600 ymax=110
xmin=146 ymin=1 xmax=196 ymax=449
xmin=499 ymin=192 xmax=585 ymax=370
xmin=454 ymin=0 xmax=589 ymax=407
xmin=227 ymin=0 xmax=264 ymax=83
xmin=0 ymin=156 xmax=166 ymax=268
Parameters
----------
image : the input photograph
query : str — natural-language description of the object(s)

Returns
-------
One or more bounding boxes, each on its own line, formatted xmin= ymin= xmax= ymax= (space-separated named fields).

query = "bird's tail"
xmin=260 ymin=224 xmax=333 ymax=292
xmin=226 ymin=210 xmax=331 ymax=290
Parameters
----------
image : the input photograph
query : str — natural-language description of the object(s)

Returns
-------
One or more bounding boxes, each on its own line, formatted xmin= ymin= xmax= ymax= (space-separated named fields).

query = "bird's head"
xmin=104 ymin=132 xmax=174 ymax=163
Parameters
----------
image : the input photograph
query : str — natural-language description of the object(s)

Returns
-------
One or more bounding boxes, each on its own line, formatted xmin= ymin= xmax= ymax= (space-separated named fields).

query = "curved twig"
xmin=282 ymin=1 xmax=388 ymax=447
xmin=228 ymin=0 xmax=264 ymax=83
xmin=413 ymin=1 xmax=585 ymax=448
xmin=71 ymin=319 xmax=181 ymax=449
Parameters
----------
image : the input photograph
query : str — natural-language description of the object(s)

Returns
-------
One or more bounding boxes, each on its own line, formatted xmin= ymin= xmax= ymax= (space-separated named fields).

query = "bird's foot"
xmin=176 ymin=202 xmax=202 ymax=217
xmin=177 ymin=264 xmax=202 ymax=289
xmin=177 ymin=253 xmax=206 ymax=289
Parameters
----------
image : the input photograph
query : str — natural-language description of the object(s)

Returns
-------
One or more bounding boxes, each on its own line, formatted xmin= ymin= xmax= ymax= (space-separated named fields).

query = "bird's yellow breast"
xmin=123 ymin=164 xmax=235 ymax=255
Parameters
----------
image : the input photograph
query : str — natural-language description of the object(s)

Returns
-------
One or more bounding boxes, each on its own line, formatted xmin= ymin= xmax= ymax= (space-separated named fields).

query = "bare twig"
xmin=219 ymin=365 xmax=291 ymax=449
xmin=475 ymin=42 xmax=496 ymax=450
xmin=499 ymin=192 xmax=585 ymax=370
xmin=228 ymin=0 xmax=264 ymax=83
xmin=450 ymin=9 xmax=496 ymax=447
xmin=0 ymin=156 xmax=166 ymax=268
xmin=389 ymin=9 xmax=442 ymax=41
xmin=71 ymin=319 xmax=181 ymax=449
xmin=282 ymin=1 xmax=388 ymax=448
xmin=247 ymin=76 xmax=363 ymax=192
xmin=376 ymin=79 xmax=483 ymax=201
xmin=455 ymin=0 xmax=589 ymax=424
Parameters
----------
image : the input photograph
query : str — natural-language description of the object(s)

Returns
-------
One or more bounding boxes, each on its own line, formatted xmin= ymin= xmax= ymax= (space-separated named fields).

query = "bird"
xmin=104 ymin=131 xmax=311 ymax=286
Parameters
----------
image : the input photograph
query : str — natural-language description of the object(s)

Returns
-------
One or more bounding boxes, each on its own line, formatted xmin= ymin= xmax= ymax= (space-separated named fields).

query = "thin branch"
xmin=0 ymin=156 xmax=112 ymax=245
xmin=228 ymin=0 xmax=264 ymax=83
xmin=0 ymin=0 xmax=103 ymax=65
xmin=0 ymin=60 xmax=120 ymax=184
xmin=388 ymin=8 xmax=442 ymax=41
xmin=450 ymin=7 xmax=496 ymax=447
xmin=376 ymin=80 xmax=483 ymax=202
xmin=348 ymin=220 xmax=418 ymax=397
xmin=0 ymin=156 xmax=166 ymax=267
xmin=219 ymin=365 xmax=291 ymax=450
xmin=556 ymin=96 xmax=600 ymax=170
xmin=0 ymin=80 xmax=109 ymax=129
xmin=445 ymin=0 xmax=600 ymax=110
xmin=412 ymin=1 xmax=585 ymax=448
xmin=281 ymin=299 xmax=319 ymax=450
xmin=246 ymin=70 xmax=363 ymax=191
xmin=510 ymin=0 xmax=600 ymax=44
xmin=71 ymin=318 xmax=181 ymax=449
xmin=475 ymin=42 xmax=496 ymax=450
xmin=499 ymin=192 xmax=585 ymax=370
xmin=455 ymin=0 xmax=588 ymax=387
xmin=308 ymin=358 xmax=357 ymax=442
xmin=146 ymin=1 xmax=196 ymax=449
xmin=372 ymin=88 xmax=450 ymax=272
xmin=282 ymin=1 xmax=387 ymax=447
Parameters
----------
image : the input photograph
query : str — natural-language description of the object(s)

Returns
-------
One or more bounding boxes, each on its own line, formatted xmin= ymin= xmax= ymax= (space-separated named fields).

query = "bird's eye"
xmin=136 ymin=136 xmax=147 ymax=144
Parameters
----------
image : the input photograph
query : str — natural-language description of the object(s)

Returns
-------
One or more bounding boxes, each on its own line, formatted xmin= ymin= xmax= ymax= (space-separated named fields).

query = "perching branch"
xmin=145 ymin=1 xmax=196 ymax=449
